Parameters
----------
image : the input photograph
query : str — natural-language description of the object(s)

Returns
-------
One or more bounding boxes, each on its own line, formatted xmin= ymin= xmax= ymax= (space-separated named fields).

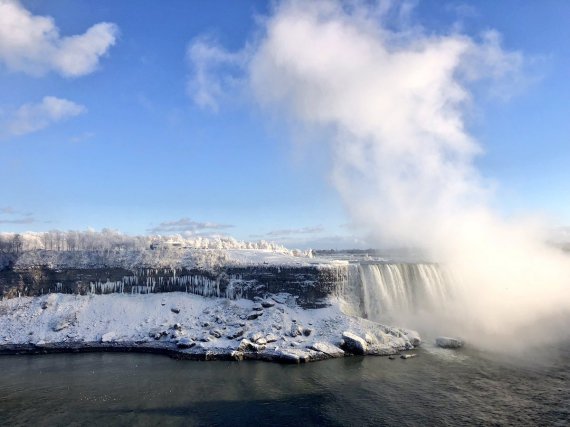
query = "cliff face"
xmin=0 ymin=263 xmax=349 ymax=308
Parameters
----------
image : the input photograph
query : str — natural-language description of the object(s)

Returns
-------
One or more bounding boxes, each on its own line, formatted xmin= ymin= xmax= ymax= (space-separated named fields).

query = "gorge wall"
xmin=0 ymin=262 xmax=348 ymax=309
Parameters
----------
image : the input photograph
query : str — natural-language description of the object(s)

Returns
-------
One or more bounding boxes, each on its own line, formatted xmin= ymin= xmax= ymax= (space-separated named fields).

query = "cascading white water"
xmin=353 ymin=263 xmax=453 ymax=327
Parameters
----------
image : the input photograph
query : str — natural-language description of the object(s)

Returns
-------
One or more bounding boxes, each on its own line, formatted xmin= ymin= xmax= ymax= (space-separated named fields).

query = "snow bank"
xmin=0 ymin=292 xmax=419 ymax=363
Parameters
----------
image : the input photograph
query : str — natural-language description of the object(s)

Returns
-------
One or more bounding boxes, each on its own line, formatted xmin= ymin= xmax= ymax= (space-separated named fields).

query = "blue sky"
xmin=1 ymin=0 xmax=569 ymax=248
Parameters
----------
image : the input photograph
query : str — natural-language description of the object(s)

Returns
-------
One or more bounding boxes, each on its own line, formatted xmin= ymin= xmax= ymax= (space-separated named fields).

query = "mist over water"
xmin=242 ymin=1 xmax=570 ymax=351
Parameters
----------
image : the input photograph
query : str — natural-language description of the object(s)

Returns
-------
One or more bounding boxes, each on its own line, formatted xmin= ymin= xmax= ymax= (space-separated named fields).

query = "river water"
xmin=1 ymin=344 xmax=568 ymax=426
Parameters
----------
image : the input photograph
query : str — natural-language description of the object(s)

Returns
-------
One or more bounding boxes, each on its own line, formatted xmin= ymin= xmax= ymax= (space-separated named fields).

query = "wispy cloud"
xmin=3 ymin=96 xmax=86 ymax=137
xmin=265 ymin=226 xmax=324 ymax=237
xmin=0 ymin=0 xmax=118 ymax=77
xmin=0 ymin=217 xmax=35 ymax=224
xmin=186 ymin=35 xmax=245 ymax=111
xmin=69 ymin=131 xmax=95 ymax=143
xmin=0 ymin=206 xmax=37 ymax=224
xmin=148 ymin=217 xmax=234 ymax=234
xmin=250 ymin=225 xmax=324 ymax=239
xmin=445 ymin=2 xmax=479 ymax=19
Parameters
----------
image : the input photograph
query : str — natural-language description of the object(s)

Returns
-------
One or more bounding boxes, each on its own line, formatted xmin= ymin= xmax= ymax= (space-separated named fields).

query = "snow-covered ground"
xmin=0 ymin=292 xmax=419 ymax=363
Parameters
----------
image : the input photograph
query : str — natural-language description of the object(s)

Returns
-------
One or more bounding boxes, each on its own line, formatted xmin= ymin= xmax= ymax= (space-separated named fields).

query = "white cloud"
xmin=186 ymin=36 xmax=245 ymax=111
xmin=5 ymin=96 xmax=86 ymax=136
xmin=0 ymin=0 xmax=118 ymax=77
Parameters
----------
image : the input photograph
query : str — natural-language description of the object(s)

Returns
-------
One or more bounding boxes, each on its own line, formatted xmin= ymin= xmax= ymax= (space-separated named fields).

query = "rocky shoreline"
xmin=0 ymin=338 xmax=414 ymax=364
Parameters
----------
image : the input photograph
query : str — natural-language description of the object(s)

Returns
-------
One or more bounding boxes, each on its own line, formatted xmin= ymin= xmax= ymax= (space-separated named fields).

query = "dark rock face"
xmin=0 ymin=263 xmax=348 ymax=308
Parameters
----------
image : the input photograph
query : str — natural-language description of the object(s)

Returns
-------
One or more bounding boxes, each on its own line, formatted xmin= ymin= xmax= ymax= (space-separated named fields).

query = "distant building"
xmin=150 ymin=240 xmax=184 ymax=250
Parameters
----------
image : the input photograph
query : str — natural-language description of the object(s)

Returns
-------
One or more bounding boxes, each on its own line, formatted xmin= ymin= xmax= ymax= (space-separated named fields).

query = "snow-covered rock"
xmin=435 ymin=336 xmax=463 ymax=349
xmin=101 ymin=332 xmax=116 ymax=343
xmin=265 ymin=334 xmax=278 ymax=343
xmin=310 ymin=342 xmax=345 ymax=357
xmin=247 ymin=311 xmax=262 ymax=320
xmin=176 ymin=337 xmax=195 ymax=349
xmin=341 ymin=331 xmax=368 ymax=355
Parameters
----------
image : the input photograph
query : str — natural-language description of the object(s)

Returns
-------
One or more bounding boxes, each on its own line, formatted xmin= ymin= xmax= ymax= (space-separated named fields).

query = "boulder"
xmin=177 ymin=337 xmax=195 ymax=349
xmin=209 ymin=329 xmax=222 ymax=338
xmin=252 ymin=303 xmax=264 ymax=312
xmin=435 ymin=336 xmax=463 ymax=349
xmin=273 ymin=350 xmax=301 ymax=364
xmin=226 ymin=329 xmax=244 ymax=339
xmin=366 ymin=344 xmax=394 ymax=356
xmin=247 ymin=312 xmax=262 ymax=320
xmin=261 ymin=300 xmax=275 ymax=308
xmin=341 ymin=331 xmax=368 ymax=355
xmin=290 ymin=324 xmax=302 ymax=337
xmin=309 ymin=342 xmax=345 ymax=358
xmin=238 ymin=339 xmax=265 ymax=352
xmin=149 ymin=328 xmax=168 ymax=340
xmin=265 ymin=334 xmax=278 ymax=343
xmin=171 ymin=307 xmax=180 ymax=314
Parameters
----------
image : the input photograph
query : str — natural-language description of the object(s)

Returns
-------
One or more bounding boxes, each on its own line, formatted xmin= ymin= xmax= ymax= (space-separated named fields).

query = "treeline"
xmin=0 ymin=230 xmax=148 ymax=254
xmin=0 ymin=229 xmax=298 ymax=255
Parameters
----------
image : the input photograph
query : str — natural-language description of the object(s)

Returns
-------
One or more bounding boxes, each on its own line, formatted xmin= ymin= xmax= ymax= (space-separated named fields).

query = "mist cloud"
xmin=189 ymin=0 xmax=570 ymax=351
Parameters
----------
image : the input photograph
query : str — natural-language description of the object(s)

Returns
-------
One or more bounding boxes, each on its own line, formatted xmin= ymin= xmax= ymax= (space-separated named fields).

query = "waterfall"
xmin=346 ymin=263 xmax=453 ymax=325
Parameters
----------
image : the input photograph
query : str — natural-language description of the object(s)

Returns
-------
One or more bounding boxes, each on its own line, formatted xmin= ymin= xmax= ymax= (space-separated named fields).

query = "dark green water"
xmin=0 ymin=345 xmax=569 ymax=426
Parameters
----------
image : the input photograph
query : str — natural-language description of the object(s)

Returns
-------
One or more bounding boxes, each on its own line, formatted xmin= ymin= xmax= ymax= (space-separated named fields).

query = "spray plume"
xmin=192 ymin=0 xmax=570 ymax=350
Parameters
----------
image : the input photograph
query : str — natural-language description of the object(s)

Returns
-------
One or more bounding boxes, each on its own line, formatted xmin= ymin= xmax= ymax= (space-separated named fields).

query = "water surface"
xmin=1 ymin=345 xmax=568 ymax=426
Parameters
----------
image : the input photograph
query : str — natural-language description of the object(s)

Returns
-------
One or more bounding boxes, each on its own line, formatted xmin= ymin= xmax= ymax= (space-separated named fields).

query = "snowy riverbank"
xmin=0 ymin=292 xmax=420 ymax=363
